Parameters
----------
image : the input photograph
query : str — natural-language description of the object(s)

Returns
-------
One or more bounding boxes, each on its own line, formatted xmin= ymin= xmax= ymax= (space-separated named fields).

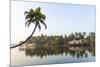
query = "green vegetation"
xmin=86 ymin=32 xmax=95 ymax=45
xmin=19 ymin=45 xmax=95 ymax=59
xmin=23 ymin=32 xmax=95 ymax=46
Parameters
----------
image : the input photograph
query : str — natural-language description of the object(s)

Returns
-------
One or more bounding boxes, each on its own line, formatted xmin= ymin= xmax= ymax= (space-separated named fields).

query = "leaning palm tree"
xmin=11 ymin=7 xmax=47 ymax=48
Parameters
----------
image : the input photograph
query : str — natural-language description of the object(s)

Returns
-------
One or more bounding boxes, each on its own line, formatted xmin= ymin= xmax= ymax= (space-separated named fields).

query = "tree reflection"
xmin=19 ymin=44 xmax=95 ymax=59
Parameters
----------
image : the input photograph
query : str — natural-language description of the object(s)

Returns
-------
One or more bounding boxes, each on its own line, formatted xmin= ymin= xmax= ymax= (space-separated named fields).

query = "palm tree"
xmin=75 ymin=32 xmax=79 ymax=40
xmin=11 ymin=7 xmax=47 ymax=48
xmin=78 ymin=32 xmax=83 ymax=39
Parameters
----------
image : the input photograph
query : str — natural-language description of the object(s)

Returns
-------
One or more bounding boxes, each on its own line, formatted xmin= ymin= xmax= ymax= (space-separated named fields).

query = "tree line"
xmin=21 ymin=32 xmax=95 ymax=46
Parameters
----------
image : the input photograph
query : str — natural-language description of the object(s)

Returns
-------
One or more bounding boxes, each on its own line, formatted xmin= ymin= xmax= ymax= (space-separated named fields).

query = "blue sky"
xmin=11 ymin=1 xmax=96 ymax=44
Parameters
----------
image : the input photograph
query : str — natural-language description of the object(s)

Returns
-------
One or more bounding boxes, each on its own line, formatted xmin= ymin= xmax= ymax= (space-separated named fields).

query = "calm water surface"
xmin=11 ymin=45 xmax=95 ymax=66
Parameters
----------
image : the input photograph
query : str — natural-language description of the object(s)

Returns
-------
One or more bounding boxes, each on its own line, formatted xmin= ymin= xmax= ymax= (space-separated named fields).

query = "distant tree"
xmin=75 ymin=32 xmax=79 ymax=40
xmin=86 ymin=32 xmax=95 ymax=45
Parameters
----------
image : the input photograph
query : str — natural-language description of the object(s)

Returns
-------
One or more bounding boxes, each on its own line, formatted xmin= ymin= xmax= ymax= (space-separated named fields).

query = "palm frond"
xmin=24 ymin=11 xmax=29 ymax=15
xmin=41 ymin=14 xmax=46 ymax=20
xmin=39 ymin=19 xmax=47 ymax=29
xmin=35 ymin=7 xmax=41 ymax=13
xmin=30 ymin=9 xmax=34 ymax=15
xmin=27 ymin=21 xmax=32 ymax=27
xmin=36 ymin=22 xmax=41 ymax=32
xmin=25 ymin=19 xmax=31 ymax=27
xmin=25 ymin=15 xmax=30 ymax=20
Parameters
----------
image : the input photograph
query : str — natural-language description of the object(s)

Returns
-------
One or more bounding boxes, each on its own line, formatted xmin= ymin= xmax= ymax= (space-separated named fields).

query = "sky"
xmin=11 ymin=1 xmax=96 ymax=44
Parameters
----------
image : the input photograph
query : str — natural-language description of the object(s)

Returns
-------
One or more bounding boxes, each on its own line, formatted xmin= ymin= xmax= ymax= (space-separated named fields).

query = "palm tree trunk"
xmin=10 ymin=25 xmax=37 ymax=49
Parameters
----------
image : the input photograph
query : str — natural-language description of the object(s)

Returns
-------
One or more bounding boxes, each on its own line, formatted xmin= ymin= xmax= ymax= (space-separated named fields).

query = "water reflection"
xmin=19 ymin=44 xmax=95 ymax=59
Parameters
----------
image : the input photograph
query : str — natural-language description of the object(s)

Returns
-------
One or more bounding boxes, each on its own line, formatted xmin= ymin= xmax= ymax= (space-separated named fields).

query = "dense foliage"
xmin=20 ymin=32 xmax=95 ymax=46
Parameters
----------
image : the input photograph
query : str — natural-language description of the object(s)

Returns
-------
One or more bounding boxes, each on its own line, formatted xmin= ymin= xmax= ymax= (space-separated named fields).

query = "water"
xmin=11 ymin=45 xmax=95 ymax=66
